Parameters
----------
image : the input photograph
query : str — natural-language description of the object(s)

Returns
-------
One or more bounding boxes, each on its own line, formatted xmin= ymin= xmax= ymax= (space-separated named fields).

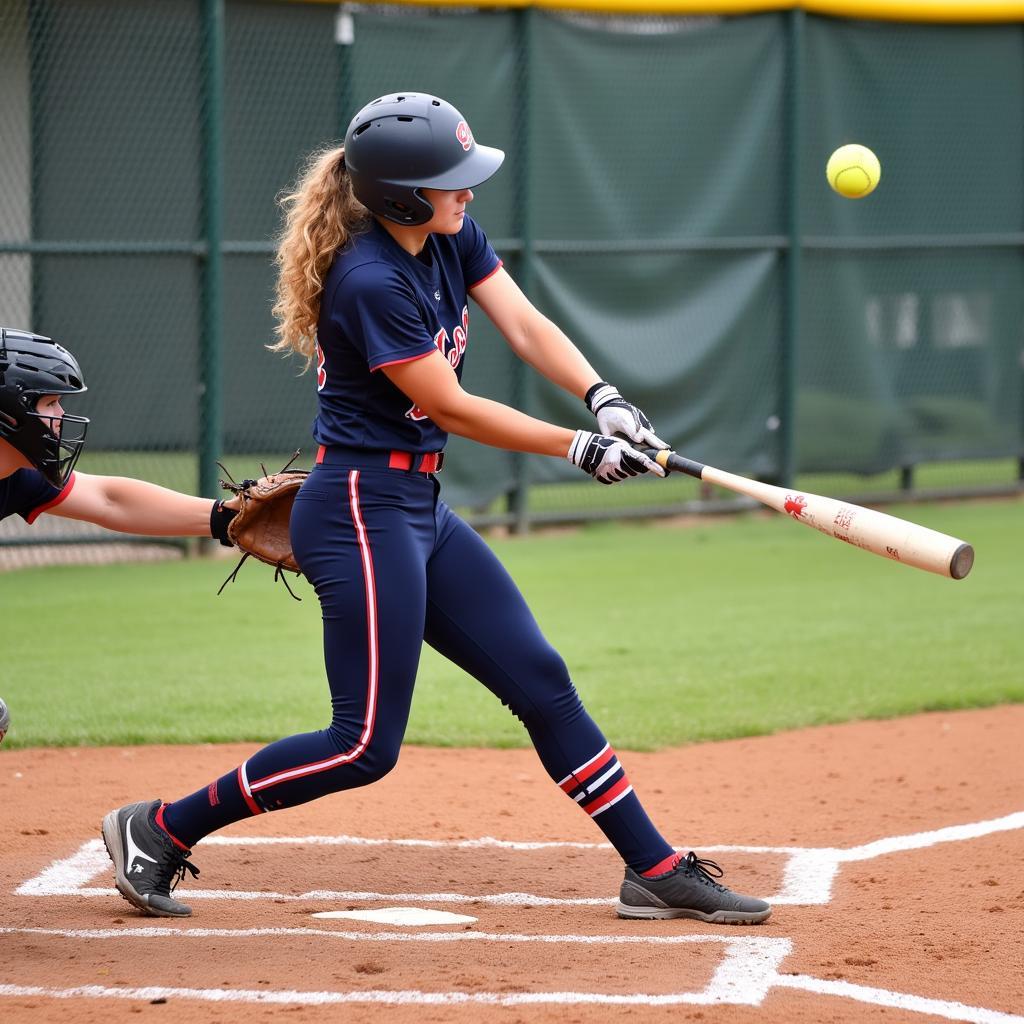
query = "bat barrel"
xmin=647 ymin=446 xmax=975 ymax=581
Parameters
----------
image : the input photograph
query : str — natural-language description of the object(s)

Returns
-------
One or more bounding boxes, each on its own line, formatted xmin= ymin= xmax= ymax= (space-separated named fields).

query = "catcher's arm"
xmin=50 ymin=471 xmax=238 ymax=540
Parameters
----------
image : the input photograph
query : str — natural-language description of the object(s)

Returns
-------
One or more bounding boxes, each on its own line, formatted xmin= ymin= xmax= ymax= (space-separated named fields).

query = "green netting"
xmin=0 ymin=1 xmax=1020 ymax=551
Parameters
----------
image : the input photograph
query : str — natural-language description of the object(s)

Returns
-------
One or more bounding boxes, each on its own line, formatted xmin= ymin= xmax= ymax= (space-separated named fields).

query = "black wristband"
xmin=209 ymin=499 xmax=237 ymax=547
xmin=584 ymin=381 xmax=607 ymax=408
xmin=584 ymin=380 xmax=612 ymax=411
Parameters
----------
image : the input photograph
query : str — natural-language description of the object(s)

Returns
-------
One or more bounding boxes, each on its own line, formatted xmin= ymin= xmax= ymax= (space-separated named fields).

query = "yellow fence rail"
xmin=292 ymin=0 xmax=1024 ymax=23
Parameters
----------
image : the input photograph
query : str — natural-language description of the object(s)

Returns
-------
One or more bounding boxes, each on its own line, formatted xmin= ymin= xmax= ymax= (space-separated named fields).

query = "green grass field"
xmin=2 ymin=497 xmax=1020 ymax=750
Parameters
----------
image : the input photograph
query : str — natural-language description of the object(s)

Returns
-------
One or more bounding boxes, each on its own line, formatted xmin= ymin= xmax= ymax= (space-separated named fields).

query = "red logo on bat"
xmin=784 ymin=494 xmax=807 ymax=519
xmin=456 ymin=120 xmax=473 ymax=151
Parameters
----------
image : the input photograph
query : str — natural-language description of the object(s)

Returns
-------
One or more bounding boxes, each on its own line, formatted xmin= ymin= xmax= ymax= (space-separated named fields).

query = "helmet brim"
xmin=405 ymin=144 xmax=505 ymax=192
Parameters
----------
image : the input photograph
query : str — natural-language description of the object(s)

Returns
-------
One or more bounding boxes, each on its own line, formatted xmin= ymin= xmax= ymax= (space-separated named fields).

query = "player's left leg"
xmin=423 ymin=502 xmax=673 ymax=872
xmin=423 ymin=502 xmax=770 ymax=923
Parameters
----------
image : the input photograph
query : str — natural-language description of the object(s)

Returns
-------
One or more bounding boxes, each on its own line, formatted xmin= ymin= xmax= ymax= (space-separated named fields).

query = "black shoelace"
xmin=681 ymin=851 xmax=729 ymax=891
xmin=156 ymin=843 xmax=200 ymax=894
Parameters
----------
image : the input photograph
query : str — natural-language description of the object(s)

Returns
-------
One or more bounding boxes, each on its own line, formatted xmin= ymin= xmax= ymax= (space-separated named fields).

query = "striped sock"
xmin=556 ymin=743 xmax=675 ymax=873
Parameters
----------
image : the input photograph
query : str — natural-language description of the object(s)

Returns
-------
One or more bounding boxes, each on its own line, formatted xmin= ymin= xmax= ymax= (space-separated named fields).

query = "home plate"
xmin=312 ymin=907 xmax=478 ymax=926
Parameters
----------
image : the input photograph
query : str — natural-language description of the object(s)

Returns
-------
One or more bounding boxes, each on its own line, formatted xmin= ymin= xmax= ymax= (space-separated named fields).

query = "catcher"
xmin=0 ymin=326 xmax=248 ymax=749
xmin=0 ymin=326 xmax=241 ymax=547
xmin=0 ymin=324 xmax=308 ymax=591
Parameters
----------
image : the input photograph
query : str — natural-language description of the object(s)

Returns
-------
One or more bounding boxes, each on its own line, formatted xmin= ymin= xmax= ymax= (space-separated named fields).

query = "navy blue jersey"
xmin=0 ymin=468 xmax=73 ymax=523
xmin=313 ymin=215 xmax=501 ymax=452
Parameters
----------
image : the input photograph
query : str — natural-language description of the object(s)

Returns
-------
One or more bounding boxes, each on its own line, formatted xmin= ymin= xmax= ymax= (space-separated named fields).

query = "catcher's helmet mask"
xmin=0 ymin=327 xmax=89 ymax=488
xmin=344 ymin=93 xmax=505 ymax=226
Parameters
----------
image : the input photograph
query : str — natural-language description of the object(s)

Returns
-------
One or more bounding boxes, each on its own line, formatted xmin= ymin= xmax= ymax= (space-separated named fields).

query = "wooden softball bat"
xmin=646 ymin=448 xmax=974 ymax=580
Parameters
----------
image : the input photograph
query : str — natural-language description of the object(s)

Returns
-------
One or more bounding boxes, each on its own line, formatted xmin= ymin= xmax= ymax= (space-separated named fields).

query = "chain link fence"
xmin=1 ymin=1 xmax=1021 ymax=564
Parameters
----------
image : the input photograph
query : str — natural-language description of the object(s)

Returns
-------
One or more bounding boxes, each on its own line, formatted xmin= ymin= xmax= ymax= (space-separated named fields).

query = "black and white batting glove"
xmin=585 ymin=381 xmax=670 ymax=451
xmin=567 ymin=430 xmax=666 ymax=485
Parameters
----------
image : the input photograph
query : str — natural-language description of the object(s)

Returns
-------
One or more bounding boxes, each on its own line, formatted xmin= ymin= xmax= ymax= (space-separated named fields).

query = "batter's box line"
xmin=0 ymin=934 xmax=782 ymax=1008
xmin=15 ymin=810 xmax=1024 ymax=906
xmin=0 ymin=931 xmax=1021 ymax=1023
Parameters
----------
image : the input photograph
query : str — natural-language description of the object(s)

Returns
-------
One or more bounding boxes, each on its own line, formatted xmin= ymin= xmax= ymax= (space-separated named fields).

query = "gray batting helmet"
xmin=343 ymin=93 xmax=505 ymax=226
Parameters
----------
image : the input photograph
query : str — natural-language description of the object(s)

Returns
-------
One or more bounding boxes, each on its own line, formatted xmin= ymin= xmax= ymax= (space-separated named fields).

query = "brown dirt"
xmin=2 ymin=705 xmax=1023 ymax=1023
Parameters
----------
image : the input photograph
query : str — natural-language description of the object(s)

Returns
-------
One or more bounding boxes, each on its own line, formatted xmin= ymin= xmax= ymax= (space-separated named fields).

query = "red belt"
xmin=315 ymin=445 xmax=444 ymax=474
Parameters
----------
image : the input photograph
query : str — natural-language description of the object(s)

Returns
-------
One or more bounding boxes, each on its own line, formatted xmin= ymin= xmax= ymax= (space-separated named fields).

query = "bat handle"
xmin=642 ymin=448 xmax=706 ymax=481
xmin=608 ymin=433 xmax=706 ymax=480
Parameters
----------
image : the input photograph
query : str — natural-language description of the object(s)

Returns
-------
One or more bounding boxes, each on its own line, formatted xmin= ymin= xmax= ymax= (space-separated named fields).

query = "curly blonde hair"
xmin=270 ymin=145 xmax=369 ymax=366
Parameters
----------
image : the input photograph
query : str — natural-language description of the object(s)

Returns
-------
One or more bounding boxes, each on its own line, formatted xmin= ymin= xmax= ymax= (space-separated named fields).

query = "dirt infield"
xmin=2 ymin=705 xmax=1023 ymax=1023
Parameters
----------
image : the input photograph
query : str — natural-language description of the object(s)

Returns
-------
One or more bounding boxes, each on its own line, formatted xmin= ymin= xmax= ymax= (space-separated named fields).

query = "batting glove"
xmin=585 ymin=381 xmax=670 ymax=451
xmin=567 ymin=430 xmax=665 ymax=485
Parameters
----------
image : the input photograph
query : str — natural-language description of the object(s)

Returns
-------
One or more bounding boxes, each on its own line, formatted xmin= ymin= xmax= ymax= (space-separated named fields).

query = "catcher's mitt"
xmin=217 ymin=452 xmax=309 ymax=600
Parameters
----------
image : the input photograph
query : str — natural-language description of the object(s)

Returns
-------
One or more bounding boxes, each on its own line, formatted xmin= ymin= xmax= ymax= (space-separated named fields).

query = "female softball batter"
xmin=103 ymin=93 xmax=770 ymax=925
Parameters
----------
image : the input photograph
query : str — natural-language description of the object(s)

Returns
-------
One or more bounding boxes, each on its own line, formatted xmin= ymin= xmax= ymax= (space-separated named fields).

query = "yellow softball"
xmin=826 ymin=144 xmax=881 ymax=199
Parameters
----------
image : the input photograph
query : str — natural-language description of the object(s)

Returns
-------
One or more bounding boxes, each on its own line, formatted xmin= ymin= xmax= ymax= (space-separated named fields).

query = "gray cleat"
xmin=101 ymin=799 xmax=198 ymax=918
xmin=617 ymin=851 xmax=771 ymax=924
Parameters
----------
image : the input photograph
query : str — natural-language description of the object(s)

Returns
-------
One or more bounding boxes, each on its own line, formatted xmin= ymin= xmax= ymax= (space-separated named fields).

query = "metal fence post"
xmin=507 ymin=4 xmax=535 ymax=534
xmin=199 ymin=0 xmax=225 ymax=513
xmin=28 ymin=0 xmax=41 ymax=329
xmin=335 ymin=4 xmax=354 ymax=138
xmin=780 ymin=7 xmax=804 ymax=489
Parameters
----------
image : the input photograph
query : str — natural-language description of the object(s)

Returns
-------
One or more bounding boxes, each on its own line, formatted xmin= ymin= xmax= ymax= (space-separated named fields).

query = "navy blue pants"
xmin=165 ymin=452 xmax=674 ymax=872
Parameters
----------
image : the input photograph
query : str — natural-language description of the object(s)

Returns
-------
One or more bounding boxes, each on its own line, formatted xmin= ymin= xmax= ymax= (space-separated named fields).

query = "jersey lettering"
xmin=405 ymin=308 xmax=471 ymax=422
xmin=315 ymin=341 xmax=327 ymax=392
xmin=451 ymin=305 xmax=469 ymax=365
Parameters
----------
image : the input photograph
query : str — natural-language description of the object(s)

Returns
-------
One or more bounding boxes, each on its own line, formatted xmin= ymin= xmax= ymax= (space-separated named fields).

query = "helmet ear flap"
xmin=380 ymin=189 xmax=434 ymax=226
xmin=383 ymin=198 xmax=415 ymax=223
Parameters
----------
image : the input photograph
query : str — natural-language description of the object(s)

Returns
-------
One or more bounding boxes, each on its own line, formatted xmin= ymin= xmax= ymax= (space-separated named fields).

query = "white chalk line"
xmin=7 ymin=812 xmax=1024 ymax=1021
xmin=3 ymin=933 xmax=1022 ymax=1024
xmin=0 ymin=938 xmax=790 ymax=1008
xmin=2 ymin=957 xmax=1022 ymax=1021
xmin=838 ymin=810 xmax=1024 ymax=862
xmin=0 ymin=984 xmax=746 ymax=1008
xmin=774 ymin=809 xmax=1024 ymax=904
xmin=0 ymin=925 xmax=776 ymax=947
xmin=775 ymin=974 xmax=1024 ymax=1024
xmin=14 ymin=846 xmax=612 ymax=905
xmin=17 ymin=810 xmax=1024 ymax=907
xmin=64 ymin=888 xmax=613 ymax=906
